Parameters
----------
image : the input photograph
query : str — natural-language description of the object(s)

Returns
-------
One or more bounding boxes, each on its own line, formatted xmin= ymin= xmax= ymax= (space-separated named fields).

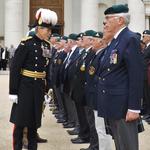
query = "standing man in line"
xmin=142 ymin=30 xmax=150 ymax=123
xmin=9 ymin=8 xmax=57 ymax=150
xmin=97 ymin=4 xmax=144 ymax=150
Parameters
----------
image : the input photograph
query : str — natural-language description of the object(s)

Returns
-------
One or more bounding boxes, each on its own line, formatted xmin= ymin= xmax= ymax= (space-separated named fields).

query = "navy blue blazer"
xmin=85 ymin=49 xmax=105 ymax=110
xmin=97 ymin=27 xmax=144 ymax=119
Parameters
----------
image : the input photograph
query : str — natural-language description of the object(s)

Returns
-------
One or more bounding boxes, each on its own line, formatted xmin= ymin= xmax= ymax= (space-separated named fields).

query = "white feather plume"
xmin=50 ymin=11 xmax=58 ymax=25
xmin=35 ymin=8 xmax=44 ymax=19
xmin=35 ymin=8 xmax=58 ymax=25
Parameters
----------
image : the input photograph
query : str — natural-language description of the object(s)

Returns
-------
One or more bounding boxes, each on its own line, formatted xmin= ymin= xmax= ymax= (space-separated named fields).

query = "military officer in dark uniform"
xmin=9 ymin=8 xmax=58 ymax=150
xmin=97 ymin=4 xmax=144 ymax=150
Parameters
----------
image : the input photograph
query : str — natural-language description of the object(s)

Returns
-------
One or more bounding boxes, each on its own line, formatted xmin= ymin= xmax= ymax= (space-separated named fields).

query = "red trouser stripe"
xmin=12 ymin=124 xmax=16 ymax=150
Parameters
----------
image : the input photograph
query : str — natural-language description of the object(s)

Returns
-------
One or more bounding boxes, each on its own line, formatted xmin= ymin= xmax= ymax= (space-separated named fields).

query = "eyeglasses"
xmin=105 ymin=15 xmax=120 ymax=20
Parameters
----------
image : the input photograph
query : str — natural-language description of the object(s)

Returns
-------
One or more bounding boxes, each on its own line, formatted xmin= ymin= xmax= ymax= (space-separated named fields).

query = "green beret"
xmin=143 ymin=30 xmax=150 ymax=35
xmin=77 ymin=33 xmax=84 ymax=39
xmin=104 ymin=4 xmax=129 ymax=15
xmin=83 ymin=30 xmax=97 ymax=37
xmin=61 ymin=36 xmax=68 ymax=41
xmin=68 ymin=33 xmax=78 ymax=40
xmin=93 ymin=32 xmax=103 ymax=38
xmin=51 ymin=33 xmax=60 ymax=37
xmin=56 ymin=37 xmax=61 ymax=42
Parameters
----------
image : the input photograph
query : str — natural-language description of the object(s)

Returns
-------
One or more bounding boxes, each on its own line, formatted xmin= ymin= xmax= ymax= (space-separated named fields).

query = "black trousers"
xmin=109 ymin=119 xmax=138 ymax=150
xmin=74 ymin=102 xmax=90 ymax=140
xmin=13 ymin=125 xmax=37 ymax=150
xmin=84 ymin=106 xmax=99 ymax=149
xmin=64 ymin=94 xmax=78 ymax=125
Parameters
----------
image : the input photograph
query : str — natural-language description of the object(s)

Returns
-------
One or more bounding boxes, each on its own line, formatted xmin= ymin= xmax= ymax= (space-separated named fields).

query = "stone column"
xmin=81 ymin=0 xmax=99 ymax=32
xmin=64 ymin=0 xmax=73 ymax=35
xmin=145 ymin=16 xmax=150 ymax=30
xmin=5 ymin=0 xmax=23 ymax=47
xmin=128 ymin=0 xmax=145 ymax=33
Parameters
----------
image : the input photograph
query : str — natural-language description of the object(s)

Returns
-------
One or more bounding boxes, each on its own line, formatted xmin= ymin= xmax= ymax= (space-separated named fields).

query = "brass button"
xmin=107 ymin=68 xmax=110 ymax=71
xmin=35 ymin=64 xmax=37 ymax=67
xmin=102 ymin=78 xmax=105 ymax=81
xmin=34 ymin=78 xmax=37 ymax=80
xmin=35 ymin=57 xmax=38 ymax=60
xmin=35 ymin=50 xmax=37 ymax=53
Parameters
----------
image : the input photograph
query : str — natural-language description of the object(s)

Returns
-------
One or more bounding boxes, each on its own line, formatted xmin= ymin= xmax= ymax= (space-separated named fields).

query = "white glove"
xmin=44 ymin=94 xmax=51 ymax=105
xmin=9 ymin=94 xmax=18 ymax=104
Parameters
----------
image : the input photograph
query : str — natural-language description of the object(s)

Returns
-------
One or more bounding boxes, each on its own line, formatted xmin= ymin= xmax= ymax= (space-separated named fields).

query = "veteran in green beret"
xmin=96 ymin=4 xmax=144 ymax=150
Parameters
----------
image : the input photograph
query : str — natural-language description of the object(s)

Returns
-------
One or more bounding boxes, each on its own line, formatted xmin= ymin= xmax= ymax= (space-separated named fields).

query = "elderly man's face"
xmin=37 ymin=27 xmax=51 ymax=40
xmin=103 ymin=15 xmax=120 ymax=34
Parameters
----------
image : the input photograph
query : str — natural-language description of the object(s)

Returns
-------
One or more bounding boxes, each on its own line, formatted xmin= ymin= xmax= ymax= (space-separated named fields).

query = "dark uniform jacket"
xmin=52 ymin=50 xmax=67 ymax=87
xmin=62 ymin=47 xmax=80 ymax=95
xmin=97 ymin=27 xmax=144 ymax=119
xmin=9 ymin=35 xmax=51 ymax=128
xmin=85 ymin=49 xmax=105 ymax=110
xmin=69 ymin=48 xmax=95 ymax=104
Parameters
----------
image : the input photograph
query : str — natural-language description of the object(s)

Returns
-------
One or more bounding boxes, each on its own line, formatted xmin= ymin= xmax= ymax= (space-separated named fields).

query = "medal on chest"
xmin=88 ymin=66 xmax=95 ymax=75
xmin=110 ymin=49 xmax=118 ymax=64
xmin=41 ymin=43 xmax=51 ymax=58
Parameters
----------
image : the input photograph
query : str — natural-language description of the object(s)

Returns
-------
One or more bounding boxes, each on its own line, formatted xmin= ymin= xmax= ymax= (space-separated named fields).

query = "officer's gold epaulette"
xmin=21 ymin=36 xmax=33 ymax=42
xmin=20 ymin=36 xmax=33 ymax=45
xmin=44 ymin=40 xmax=52 ymax=45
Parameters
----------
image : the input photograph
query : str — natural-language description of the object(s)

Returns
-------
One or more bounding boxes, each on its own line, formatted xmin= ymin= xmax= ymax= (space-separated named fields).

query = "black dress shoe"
xmin=71 ymin=137 xmax=89 ymax=144
xmin=57 ymin=119 xmax=66 ymax=123
xmin=36 ymin=133 xmax=47 ymax=143
xmin=142 ymin=114 xmax=150 ymax=120
xmin=67 ymin=128 xmax=79 ymax=135
xmin=63 ymin=123 xmax=75 ymax=128
xmin=63 ymin=121 xmax=69 ymax=126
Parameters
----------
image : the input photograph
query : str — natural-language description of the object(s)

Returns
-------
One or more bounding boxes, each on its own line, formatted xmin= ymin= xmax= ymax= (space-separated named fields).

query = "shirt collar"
xmin=114 ymin=26 xmax=126 ymax=39
xmin=71 ymin=45 xmax=77 ymax=51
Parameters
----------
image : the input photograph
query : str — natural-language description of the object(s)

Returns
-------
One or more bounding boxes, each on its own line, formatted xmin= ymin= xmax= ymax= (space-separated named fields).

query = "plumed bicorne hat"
xmin=34 ymin=8 xmax=58 ymax=28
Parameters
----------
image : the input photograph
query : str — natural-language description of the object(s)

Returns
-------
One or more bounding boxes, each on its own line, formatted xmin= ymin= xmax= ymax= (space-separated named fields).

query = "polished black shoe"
xmin=57 ymin=119 xmax=66 ymax=123
xmin=67 ymin=128 xmax=79 ymax=135
xmin=36 ymin=133 xmax=48 ymax=143
xmin=63 ymin=123 xmax=75 ymax=128
xmin=142 ymin=114 xmax=150 ymax=120
xmin=71 ymin=137 xmax=90 ymax=144
xmin=63 ymin=122 xmax=69 ymax=126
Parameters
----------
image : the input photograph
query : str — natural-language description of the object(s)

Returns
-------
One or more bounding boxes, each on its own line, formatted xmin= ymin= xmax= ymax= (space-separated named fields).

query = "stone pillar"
xmin=5 ymin=0 xmax=23 ymax=47
xmin=128 ymin=0 xmax=145 ymax=33
xmin=81 ymin=0 xmax=99 ymax=32
xmin=64 ymin=0 xmax=73 ymax=35
xmin=145 ymin=16 xmax=150 ymax=30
